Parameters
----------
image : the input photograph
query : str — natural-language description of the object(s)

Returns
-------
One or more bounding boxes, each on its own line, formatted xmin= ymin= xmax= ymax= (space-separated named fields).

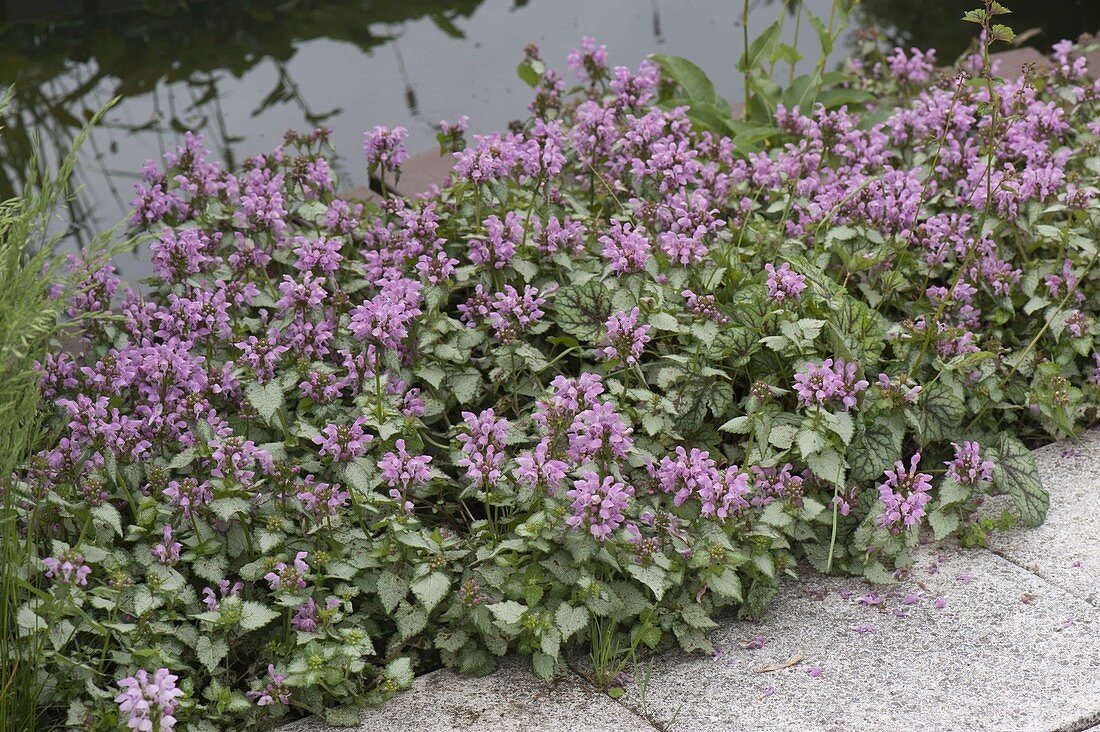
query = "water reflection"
xmin=0 ymin=0 xmax=1093 ymax=268
xmin=0 ymin=0 xmax=485 ymax=248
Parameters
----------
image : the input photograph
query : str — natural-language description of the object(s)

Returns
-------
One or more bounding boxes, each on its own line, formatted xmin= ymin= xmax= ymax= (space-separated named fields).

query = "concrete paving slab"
xmin=618 ymin=547 xmax=1100 ymax=732
xmin=986 ymin=429 xmax=1100 ymax=606
xmin=278 ymin=657 xmax=655 ymax=732
xmin=395 ymin=150 xmax=453 ymax=197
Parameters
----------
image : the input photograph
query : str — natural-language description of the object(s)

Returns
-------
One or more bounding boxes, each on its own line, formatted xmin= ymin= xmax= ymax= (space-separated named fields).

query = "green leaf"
xmin=209 ymin=497 xmax=250 ymax=523
xmin=516 ymin=58 xmax=545 ymax=88
xmin=239 ymin=601 xmax=280 ymax=631
xmin=385 ymin=657 xmax=414 ymax=688
xmin=849 ymin=419 xmax=903 ymax=482
xmin=446 ymin=369 xmax=482 ymax=406
xmin=911 ymin=382 xmax=964 ymax=443
xmin=680 ymin=602 xmax=718 ymax=630
xmin=822 ymin=411 xmax=854 ymax=446
xmin=709 ymin=568 xmax=743 ymax=601
xmin=411 ymin=572 xmax=451 ymax=613
xmin=554 ymin=602 xmax=589 ymax=641
xmin=553 ymin=280 xmax=614 ymax=342
xmin=487 ymin=600 xmax=528 ymax=627
xmin=807 ymin=448 xmax=845 ymax=488
xmin=531 ymin=651 xmax=556 ymax=681
xmin=738 ymin=20 xmax=782 ymax=73
xmin=195 ymin=636 xmax=229 ymax=673
xmin=807 ymin=11 xmax=833 ymax=56
xmin=377 ymin=572 xmax=407 ymax=614
xmin=324 ymin=706 xmax=362 ymax=727
xmin=719 ymin=415 xmax=750 ymax=434
xmin=649 ymin=312 xmax=680 ymax=332
xmin=651 ymin=54 xmax=718 ymax=103
xmin=90 ymin=503 xmax=123 ymax=537
xmin=245 ymin=381 xmax=284 ymax=422
xmin=990 ymin=433 xmax=1049 ymax=527
xmin=928 ymin=509 xmax=960 ymax=541
xmin=626 ymin=564 xmax=667 ymax=601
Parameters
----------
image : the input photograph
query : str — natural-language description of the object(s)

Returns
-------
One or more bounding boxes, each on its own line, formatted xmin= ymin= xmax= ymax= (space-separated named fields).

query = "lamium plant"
xmin=7 ymin=21 xmax=1100 ymax=732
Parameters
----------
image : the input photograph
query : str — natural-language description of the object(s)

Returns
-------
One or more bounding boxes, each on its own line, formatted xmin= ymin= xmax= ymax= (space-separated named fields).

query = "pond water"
xmin=1 ymin=0 xmax=1097 ymax=277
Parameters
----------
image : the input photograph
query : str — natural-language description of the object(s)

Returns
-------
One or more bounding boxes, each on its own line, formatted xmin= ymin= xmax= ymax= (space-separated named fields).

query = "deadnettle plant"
xmin=10 ymin=30 xmax=1100 ymax=731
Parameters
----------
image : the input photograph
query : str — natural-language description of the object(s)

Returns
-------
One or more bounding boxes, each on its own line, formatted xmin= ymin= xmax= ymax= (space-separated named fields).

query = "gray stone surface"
xmin=986 ymin=429 xmax=1100 ymax=606
xmin=278 ymin=658 xmax=655 ymax=732
xmin=618 ymin=547 xmax=1100 ymax=732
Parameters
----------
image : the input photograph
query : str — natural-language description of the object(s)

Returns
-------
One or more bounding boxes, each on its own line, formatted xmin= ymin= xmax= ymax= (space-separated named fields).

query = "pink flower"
xmin=115 ymin=668 xmax=184 ymax=731
xmin=247 ymin=664 xmax=291 ymax=706
xmin=265 ymin=551 xmax=310 ymax=591
xmin=41 ymin=551 xmax=91 ymax=587
xmin=363 ymin=125 xmax=409 ymax=172
xmin=765 ymin=262 xmax=806 ymax=303
xmin=378 ymin=439 xmax=433 ymax=513
xmin=566 ymin=472 xmax=633 ymax=541
xmin=602 ymin=307 xmax=651 ymax=366
xmin=875 ymin=454 xmax=933 ymax=532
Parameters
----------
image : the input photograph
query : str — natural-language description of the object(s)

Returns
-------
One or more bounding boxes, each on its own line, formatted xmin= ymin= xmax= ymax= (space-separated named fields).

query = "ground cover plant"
xmin=6 ymin=3 xmax=1100 ymax=729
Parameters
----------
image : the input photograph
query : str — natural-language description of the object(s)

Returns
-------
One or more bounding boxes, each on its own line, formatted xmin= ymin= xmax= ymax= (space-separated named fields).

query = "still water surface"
xmin=1 ymin=0 xmax=1096 ymax=274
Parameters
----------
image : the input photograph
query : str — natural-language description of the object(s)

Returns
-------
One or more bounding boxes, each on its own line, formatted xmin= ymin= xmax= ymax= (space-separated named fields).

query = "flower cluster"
xmin=875 ymin=455 xmax=934 ymax=533
xmin=12 ymin=30 xmax=1099 ymax=729
xmin=115 ymin=668 xmax=184 ymax=732
xmin=793 ymin=358 xmax=869 ymax=411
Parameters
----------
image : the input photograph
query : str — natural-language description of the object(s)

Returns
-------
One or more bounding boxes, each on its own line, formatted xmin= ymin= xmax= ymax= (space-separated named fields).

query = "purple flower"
xmin=566 ymin=472 xmax=633 ymax=541
xmin=265 ymin=551 xmax=310 ymax=591
xmin=765 ymin=262 xmax=806 ymax=303
xmin=468 ymin=212 xmax=522 ymax=269
xmin=567 ymin=36 xmax=609 ymax=83
xmin=750 ymin=464 xmax=804 ymax=508
xmin=296 ymin=476 xmax=349 ymax=518
xmin=599 ymin=221 xmax=651 ymax=274
xmin=115 ymin=668 xmax=184 ymax=732
xmin=314 ymin=417 xmax=373 ymax=463
xmin=202 ymin=579 xmax=242 ymax=611
xmin=875 ymin=454 xmax=933 ymax=532
xmin=363 ymin=125 xmax=409 ymax=172
xmin=514 ymin=438 xmax=568 ymax=496
xmin=247 ymin=664 xmax=291 ymax=706
xmin=488 ymin=285 xmax=546 ymax=341
xmin=741 ymin=634 xmax=766 ymax=650
xmin=348 ymin=277 xmax=423 ymax=350
xmin=163 ymin=478 xmax=212 ymax=519
xmin=567 ymin=402 xmax=633 ymax=464
xmin=378 ymin=438 xmax=433 ymax=514
xmin=456 ymin=409 xmax=509 ymax=490
xmin=806 ymin=664 xmax=823 ymax=678
xmin=682 ymin=290 xmax=728 ymax=323
xmin=856 ymin=592 xmax=885 ymax=607
xmin=934 ymin=596 xmax=947 ymax=609
xmin=945 ymin=441 xmax=995 ymax=485
xmin=42 ymin=551 xmax=91 ymax=587
xmin=151 ymin=525 xmax=182 ymax=565
xmin=602 ymin=307 xmax=651 ymax=366
xmin=793 ymin=358 xmax=869 ymax=412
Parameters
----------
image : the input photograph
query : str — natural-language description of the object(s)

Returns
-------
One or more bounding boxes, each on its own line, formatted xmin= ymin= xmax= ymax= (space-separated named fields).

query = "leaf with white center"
xmin=196 ymin=636 xmax=229 ymax=673
xmin=245 ymin=381 xmax=284 ymax=422
xmin=990 ymin=433 xmax=1049 ymax=527
xmin=487 ymin=600 xmax=528 ymax=627
xmin=553 ymin=280 xmax=614 ymax=342
xmin=239 ymin=601 xmax=280 ymax=631
xmin=385 ymin=657 xmax=414 ymax=688
xmin=411 ymin=572 xmax=451 ymax=613
xmin=554 ymin=602 xmax=589 ymax=641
